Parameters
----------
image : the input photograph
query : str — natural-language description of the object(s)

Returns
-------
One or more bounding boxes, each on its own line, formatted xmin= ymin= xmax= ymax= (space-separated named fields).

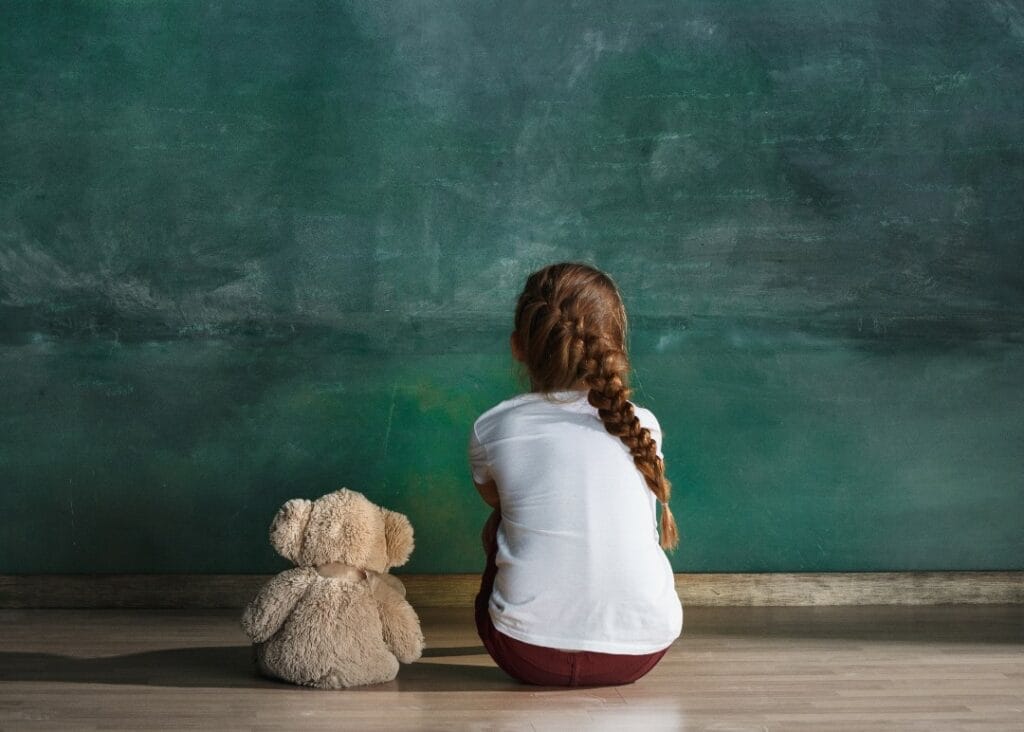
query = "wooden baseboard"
xmin=0 ymin=572 xmax=1020 ymax=609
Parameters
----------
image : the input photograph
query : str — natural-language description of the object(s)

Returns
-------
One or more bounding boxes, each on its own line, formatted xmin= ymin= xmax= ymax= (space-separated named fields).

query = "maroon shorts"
xmin=474 ymin=515 xmax=669 ymax=687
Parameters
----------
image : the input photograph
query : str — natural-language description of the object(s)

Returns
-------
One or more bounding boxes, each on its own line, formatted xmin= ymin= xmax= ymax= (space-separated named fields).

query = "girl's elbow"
xmin=475 ymin=480 xmax=500 ymax=507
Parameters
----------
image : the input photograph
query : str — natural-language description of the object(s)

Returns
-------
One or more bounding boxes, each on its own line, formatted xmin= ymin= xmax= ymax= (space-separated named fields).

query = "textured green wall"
xmin=1 ymin=1 xmax=1022 ymax=573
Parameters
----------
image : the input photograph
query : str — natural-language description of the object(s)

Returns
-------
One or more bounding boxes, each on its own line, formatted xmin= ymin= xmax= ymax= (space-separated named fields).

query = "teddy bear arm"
xmin=240 ymin=567 xmax=314 ymax=643
xmin=379 ymin=595 xmax=425 ymax=664
xmin=369 ymin=579 xmax=424 ymax=664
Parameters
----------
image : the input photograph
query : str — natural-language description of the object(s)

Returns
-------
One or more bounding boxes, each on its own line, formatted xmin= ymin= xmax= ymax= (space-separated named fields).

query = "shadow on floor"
xmin=0 ymin=646 xmax=525 ymax=691
xmin=421 ymin=645 xmax=487 ymax=658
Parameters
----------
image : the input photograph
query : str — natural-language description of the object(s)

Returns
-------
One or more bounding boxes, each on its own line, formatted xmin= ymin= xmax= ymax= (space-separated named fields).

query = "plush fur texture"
xmin=241 ymin=489 xmax=425 ymax=688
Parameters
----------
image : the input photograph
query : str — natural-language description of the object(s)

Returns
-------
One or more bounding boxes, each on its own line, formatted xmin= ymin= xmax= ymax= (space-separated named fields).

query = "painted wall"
xmin=1 ymin=1 xmax=1022 ymax=573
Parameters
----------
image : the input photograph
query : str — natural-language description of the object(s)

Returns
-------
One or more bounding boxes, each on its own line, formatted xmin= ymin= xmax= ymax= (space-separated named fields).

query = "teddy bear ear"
xmin=382 ymin=508 xmax=414 ymax=569
xmin=269 ymin=498 xmax=313 ymax=564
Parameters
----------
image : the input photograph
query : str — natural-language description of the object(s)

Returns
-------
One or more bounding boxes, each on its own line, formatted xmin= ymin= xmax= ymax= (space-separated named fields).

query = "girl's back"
xmin=471 ymin=389 xmax=681 ymax=654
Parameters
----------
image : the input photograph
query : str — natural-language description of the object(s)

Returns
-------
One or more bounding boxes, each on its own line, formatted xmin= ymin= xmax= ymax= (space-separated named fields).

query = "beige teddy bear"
xmin=241 ymin=488 xmax=425 ymax=688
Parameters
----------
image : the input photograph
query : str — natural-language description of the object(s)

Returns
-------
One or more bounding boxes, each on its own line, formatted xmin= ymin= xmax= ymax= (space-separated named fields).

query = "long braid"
xmin=515 ymin=262 xmax=680 ymax=551
xmin=579 ymin=332 xmax=678 ymax=551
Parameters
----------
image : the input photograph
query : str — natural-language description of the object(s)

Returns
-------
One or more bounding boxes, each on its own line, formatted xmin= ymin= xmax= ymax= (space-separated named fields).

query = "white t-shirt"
xmin=469 ymin=390 xmax=683 ymax=654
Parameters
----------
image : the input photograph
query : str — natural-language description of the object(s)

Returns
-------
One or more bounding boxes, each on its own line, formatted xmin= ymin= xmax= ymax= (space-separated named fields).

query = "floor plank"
xmin=0 ymin=606 xmax=1021 ymax=730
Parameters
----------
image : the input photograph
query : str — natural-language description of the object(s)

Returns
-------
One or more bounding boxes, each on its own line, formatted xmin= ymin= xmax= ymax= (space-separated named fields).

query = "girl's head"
xmin=512 ymin=262 xmax=679 ymax=550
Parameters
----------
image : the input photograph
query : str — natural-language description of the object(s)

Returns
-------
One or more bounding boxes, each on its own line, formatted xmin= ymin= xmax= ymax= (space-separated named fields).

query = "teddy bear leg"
xmin=312 ymin=652 xmax=400 ymax=689
xmin=253 ymin=643 xmax=302 ymax=686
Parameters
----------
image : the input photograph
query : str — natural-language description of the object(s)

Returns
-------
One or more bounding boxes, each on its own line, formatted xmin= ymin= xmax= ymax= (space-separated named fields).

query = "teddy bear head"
xmin=267 ymin=488 xmax=414 ymax=573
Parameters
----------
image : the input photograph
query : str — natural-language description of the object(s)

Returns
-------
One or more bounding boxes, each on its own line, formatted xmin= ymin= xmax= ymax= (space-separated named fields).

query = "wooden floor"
xmin=0 ymin=606 xmax=1021 ymax=731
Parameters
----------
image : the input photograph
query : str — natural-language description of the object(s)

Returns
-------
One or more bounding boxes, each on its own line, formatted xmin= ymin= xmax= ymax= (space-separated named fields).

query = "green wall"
xmin=1 ymin=1 xmax=1022 ymax=573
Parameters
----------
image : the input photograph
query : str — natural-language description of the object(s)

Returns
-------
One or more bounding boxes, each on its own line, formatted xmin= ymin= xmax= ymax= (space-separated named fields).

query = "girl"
xmin=469 ymin=262 xmax=683 ymax=687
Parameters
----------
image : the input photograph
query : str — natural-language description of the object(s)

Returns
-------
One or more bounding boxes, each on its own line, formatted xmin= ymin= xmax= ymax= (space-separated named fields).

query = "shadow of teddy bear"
xmin=0 ymin=645 xmax=528 ymax=692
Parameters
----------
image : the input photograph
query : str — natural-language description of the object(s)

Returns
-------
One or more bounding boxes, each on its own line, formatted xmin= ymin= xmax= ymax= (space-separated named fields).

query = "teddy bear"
xmin=240 ymin=488 xmax=425 ymax=688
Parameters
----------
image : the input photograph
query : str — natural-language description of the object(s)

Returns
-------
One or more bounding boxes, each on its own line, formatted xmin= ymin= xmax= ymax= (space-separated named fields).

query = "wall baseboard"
xmin=0 ymin=572 xmax=1020 ymax=609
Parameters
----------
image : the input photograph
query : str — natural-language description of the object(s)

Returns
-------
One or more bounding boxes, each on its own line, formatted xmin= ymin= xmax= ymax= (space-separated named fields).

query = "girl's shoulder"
xmin=473 ymin=392 xmax=532 ymax=422
xmin=474 ymin=391 xmax=661 ymax=434
xmin=472 ymin=390 xmax=583 ymax=435
xmin=471 ymin=393 xmax=528 ymax=438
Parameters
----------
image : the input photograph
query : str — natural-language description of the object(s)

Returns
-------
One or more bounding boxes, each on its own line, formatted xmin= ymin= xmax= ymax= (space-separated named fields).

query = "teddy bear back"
xmin=268 ymin=488 xmax=414 ymax=572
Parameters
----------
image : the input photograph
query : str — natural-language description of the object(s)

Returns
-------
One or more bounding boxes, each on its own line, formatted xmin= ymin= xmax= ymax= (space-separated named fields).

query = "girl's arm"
xmin=474 ymin=479 xmax=500 ymax=508
xmin=469 ymin=427 xmax=498 ymax=507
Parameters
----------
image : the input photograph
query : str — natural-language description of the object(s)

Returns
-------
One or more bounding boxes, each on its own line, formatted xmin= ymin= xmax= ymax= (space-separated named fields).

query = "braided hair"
xmin=513 ymin=262 xmax=679 ymax=550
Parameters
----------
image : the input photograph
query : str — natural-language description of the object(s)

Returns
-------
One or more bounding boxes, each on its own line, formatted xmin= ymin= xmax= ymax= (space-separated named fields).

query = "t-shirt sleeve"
xmin=468 ymin=424 xmax=493 ymax=485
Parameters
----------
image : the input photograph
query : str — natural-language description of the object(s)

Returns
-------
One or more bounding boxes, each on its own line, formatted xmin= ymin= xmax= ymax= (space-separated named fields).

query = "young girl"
xmin=469 ymin=262 xmax=683 ymax=687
